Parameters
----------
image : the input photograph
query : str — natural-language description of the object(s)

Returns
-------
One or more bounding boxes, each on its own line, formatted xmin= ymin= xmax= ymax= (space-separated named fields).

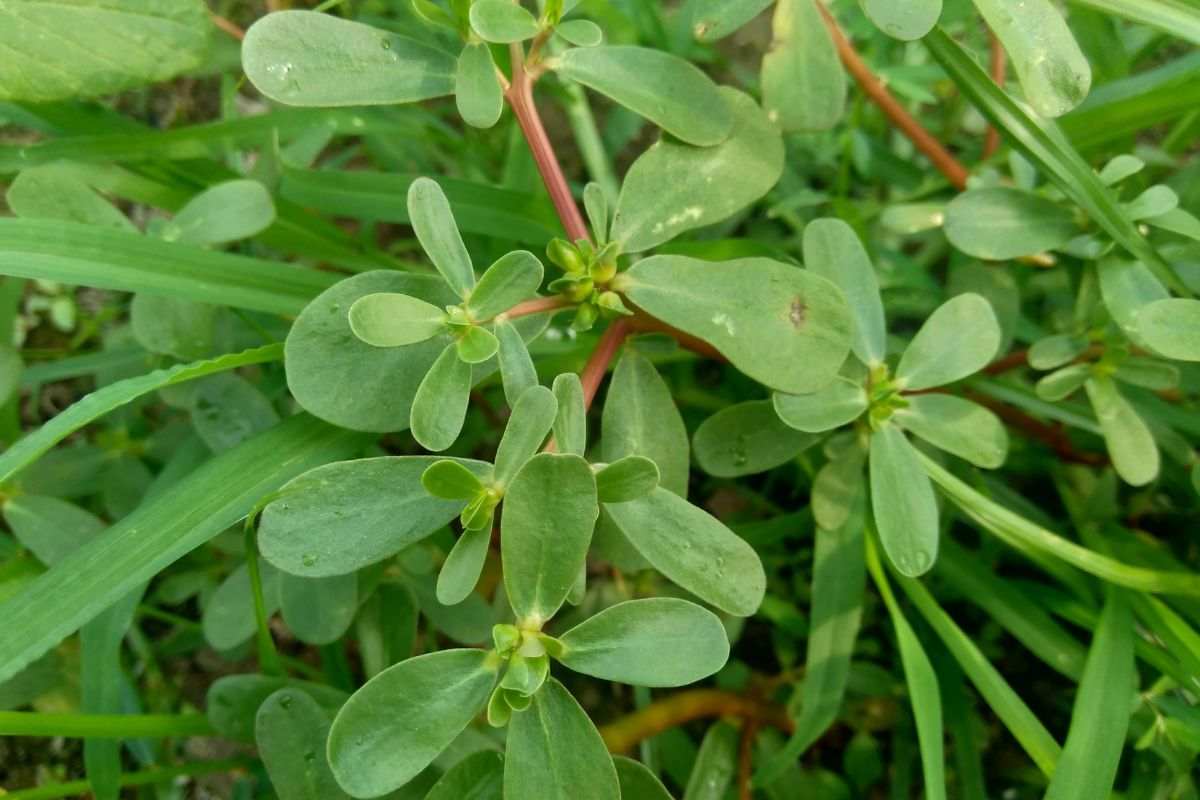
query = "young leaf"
xmin=893 ymin=394 xmax=1009 ymax=469
xmin=610 ymin=89 xmax=784 ymax=253
xmin=595 ymin=456 xmax=660 ymax=503
xmin=693 ymin=400 xmax=818 ymax=478
xmin=1084 ymin=376 xmax=1160 ymax=486
xmin=557 ymin=19 xmax=603 ymax=47
xmin=619 ymin=256 xmax=852 ymax=395
xmin=286 ymin=271 xmax=457 ymax=433
xmin=684 ymin=722 xmax=739 ymax=800
xmin=604 ymin=488 xmax=766 ymax=617
xmin=762 ymin=0 xmax=846 ymax=132
xmin=1043 ymin=590 xmax=1134 ymax=800
xmin=553 ymin=46 xmax=734 ymax=146
xmin=494 ymin=385 xmax=558 ymax=486
xmin=327 ymin=650 xmax=498 ymax=798
xmin=505 ymin=679 xmax=620 ymax=800
xmin=161 ymin=180 xmax=276 ymax=247
xmin=496 ymin=319 xmax=540 ymax=408
xmin=602 ymin=350 xmax=689 ymax=496
xmin=279 ymin=573 xmax=358 ymax=646
xmin=243 ymin=11 xmax=456 ymax=106
xmin=1134 ymin=298 xmax=1200 ymax=361
xmin=437 ymin=526 xmax=493 ymax=606
xmin=468 ymin=251 xmax=544 ymax=321
xmin=691 ymin=0 xmax=774 ymax=41
xmin=803 ymin=218 xmax=886 ymax=364
xmin=411 ymin=343 xmax=473 ymax=451
xmin=1035 ymin=363 xmax=1091 ymax=401
xmin=773 ymin=378 xmax=868 ymax=433
xmin=943 ymin=188 xmax=1077 ymax=260
xmin=552 ymin=373 xmax=587 ymax=457
xmin=859 ymin=0 xmax=942 ymax=40
xmin=348 ymin=293 xmax=447 ymax=348
xmin=0 ymin=0 xmax=211 ymax=103
xmin=895 ymin=294 xmax=1001 ymax=390
xmin=456 ymin=326 xmax=500 ymax=364
xmin=422 ymin=459 xmax=486 ymax=500
xmin=456 ymin=43 xmax=505 ymax=129
xmin=870 ymin=424 xmax=939 ymax=577
xmin=470 ymin=0 xmax=542 ymax=43
xmin=409 ymin=177 xmax=476 ymax=299
xmin=614 ymin=756 xmax=674 ymax=800
xmin=502 ymin=453 xmax=599 ymax=625
xmin=970 ymin=0 xmax=1091 ymax=117
xmin=1028 ymin=334 xmax=1086 ymax=370
xmin=425 ymin=751 xmax=504 ymax=800
xmin=558 ymin=598 xmax=728 ymax=687
xmin=259 ymin=456 xmax=490 ymax=577
xmin=255 ymin=688 xmax=350 ymax=800
xmin=583 ymin=183 xmax=609 ymax=244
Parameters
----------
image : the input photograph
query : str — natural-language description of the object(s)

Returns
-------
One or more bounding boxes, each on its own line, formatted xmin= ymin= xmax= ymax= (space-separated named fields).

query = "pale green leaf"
xmin=208 ymin=674 xmax=348 ymax=742
xmin=202 ymin=561 xmax=281 ymax=651
xmin=456 ymin=43 xmax=504 ymax=129
xmin=409 ymin=177 xmax=476 ymax=299
xmin=256 ymin=688 xmax=350 ymax=800
xmin=896 ymin=294 xmax=1001 ymax=390
xmin=860 ymin=0 xmax=942 ymax=40
xmin=456 ymin=326 xmax=500 ymax=364
xmin=1124 ymin=185 xmax=1178 ymax=220
xmin=870 ymin=425 xmax=938 ymax=577
xmin=557 ymin=19 xmax=603 ymax=47
xmin=595 ymin=456 xmax=660 ymax=503
xmin=470 ymin=0 xmax=542 ymax=42
xmin=496 ymin=320 xmax=539 ymax=408
xmin=422 ymin=459 xmax=485 ymax=500
xmin=684 ymin=722 xmax=738 ymax=800
xmin=1134 ymin=298 xmax=1200 ymax=361
xmin=803 ymin=218 xmax=886 ymax=364
xmin=348 ymin=293 xmax=446 ymax=348
xmin=552 ymin=373 xmax=587 ymax=457
xmin=1085 ymin=376 xmax=1160 ymax=486
xmin=130 ymin=294 xmax=218 ymax=361
xmin=1035 ymin=363 xmax=1091 ymax=401
xmin=411 ymin=344 xmax=473 ymax=451
xmin=437 ymin=526 xmax=492 ymax=606
xmin=6 ymin=165 xmax=136 ymax=231
xmin=691 ymin=0 xmax=774 ymax=41
xmin=1028 ymin=335 xmax=1086 ymax=370
xmin=773 ymin=378 xmax=868 ymax=433
xmin=762 ymin=0 xmax=846 ymax=132
xmin=2 ymin=496 xmax=104 ymax=567
xmin=468 ymin=251 xmax=544 ymax=321
xmin=243 ymin=11 xmax=456 ymax=107
xmin=162 ymin=180 xmax=276 ymax=246
xmin=1097 ymin=258 xmax=1169 ymax=345
xmin=943 ymin=188 xmax=1077 ymax=260
xmin=894 ymin=394 xmax=1009 ymax=469
xmin=614 ymin=756 xmax=674 ymax=800
xmin=601 ymin=350 xmax=689 ymax=496
xmin=811 ymin=444 xmax=866 ymax=531
xmin=494 ymin=385 xmax=558 ymax=486
xmin=425 ymin=751 xmax=504 ymax=800
xmin=693 ymin=400 xmax=818 ymax=478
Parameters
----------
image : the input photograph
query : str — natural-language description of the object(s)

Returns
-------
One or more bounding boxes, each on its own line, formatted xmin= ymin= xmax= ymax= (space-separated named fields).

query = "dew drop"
xmin=302 ymin=553 xmax=318 ymax=567
xmin=279 ymin=694 xmax=293 ymax=709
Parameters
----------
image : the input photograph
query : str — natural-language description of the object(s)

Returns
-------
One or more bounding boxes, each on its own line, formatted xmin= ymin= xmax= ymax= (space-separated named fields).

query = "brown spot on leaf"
xmin=789 ymin=297 xmax=807 ymax=328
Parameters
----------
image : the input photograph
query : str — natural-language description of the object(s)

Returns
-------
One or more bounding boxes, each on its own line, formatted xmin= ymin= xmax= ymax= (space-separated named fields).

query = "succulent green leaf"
xmin=554 ymin=46 xmax=733 ymax=146
xmin=494 ymin=319 xmax=540 ymax=409
xmin=620 ymin=256 xmax=851 ymax=395
xmin=895 ymin=293 xmax=1001 ymax=390
xmin=411 ymin=343 xmax=474 ymax=451
xmin=348 ymin=292 xmax=447 ymax=348
xmin=203 ymin=561 xmax=282 ymax=651
xmin=162 ymin=180 xmax=276 ymax=247
xmin=811 ymin=445 xmax=867 ymax=531
xmin=502 ymin=453 xmax=599 ymax=625
xmin=583 ymin=183 xmax=610 ymax=244
xmin=604 ymin=488 xmax=765 ymax=617
xmin=970 ymin=0 xmax=1091 ymax=117
xmin=129 ymin=294 xmax=218 ymax=361
xmin=1038 ymin=363 xmax=1088 ymax=402
xmin=437 ymin=526 xmax=493 ymax=606
xmin=495 ymin=385 xmax=558 ymax=486
xmin=870 ymin=425 xmax=939 ymax=577
xmin=595 ymin=456 xmax=660 ymax=503
xmin=6 ymin=165 xmax=137 ymax=231
xmin=943 ymin=188 xmax=1077 ymax=260
xmin=557 ymin=19 xmax=603 ymax=47
xmin=279 ymin=573 xmax=358 ymax=646
xmin=611 ymin=89 xmax=784 ymax=253
xmin=327 ymin=650 xmax=498 ymax=798
xmin=456 ymin=326 xmax=501 ymax=364
xmin=426 ymin=751 xmax=504 ymax=800
xmin=762 ymin=0 xmax=846 ymax=132
xmin=505 ymin=679 xmax=620 ymax=800
xmin=243 ymin=11 xmax=456 ymax=106
xmin=1084 ymin=376 xmax=1160 ymax=486
xmin=423 ymin=459 xmax=486 ymax=500
xmin=1028 ymin=334 xmax=1086 ymax=370
xmin=691 ymin=0 xmax=774 ymax=41
xmin=602 ymin=350 xmax=690 ymax=496
xmin=2 ymin=495 xmax=103 ymax=567
xmin=1124 ymin=185 xmax=1178 ymax=220
xmin=1098 ymin=154 xmax=1144 ymax=185
xmin=1097 ymin=258 xmax=1170 ymax=345
xmin=558 ymin=598 xmax=728 ymax=686
xmin=208 ymin=674 xmax=348 ymax=742
xmin=259 ymin=456 xmax=490 ymax=577
xmin=693 ymin=400 xmax=818 ymax=478
xmin=552 ymin=373 xmax=587 ymax=457
xmin=894 ymin=394 xmax=1009 ymax=469
xmin=803 ymin=218 xmax=886 ymax=364
xmin=1113 ymin=358 xmax=1179 ymax=391
xmin=470 ymin=0 xmax=542 ymax=42
xmin=456 ymin=43 xmax=504 ymax=129
xmin=286 ymin=271 xmax=457 ymax=433
xmin=255 ymin=688 xmax=350 ymax=800
xmin=468 ymin=251 xmax=545 ymax=320
xmin=859 ymin=0 xmax=941 ymax=40
xmin=614 ymin=757 xmax=674 ymax=800
xmin=684 ymin=722 xmax=739 ymax=800
xmin=773 ymin=378 xmax=869 ymax=433
xmin=880 ymin=203 xmax=946 ymax=235
xmin=0 ymin=0 xmax=211 ymax=103
xmin=409 ymin=177 xmax=476 ymax=299
xmin=1134 ymin=298 xmax=1200 ymax=361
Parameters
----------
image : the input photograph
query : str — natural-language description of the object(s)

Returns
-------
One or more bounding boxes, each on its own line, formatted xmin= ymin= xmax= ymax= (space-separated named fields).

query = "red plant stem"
xmin=819 ymin=4 xmax=970 ymax=190
xmin=737 ymin=720 xmax=758 ymax=800
xmin=210 ymin=13 xmax=246 ymax=41
xmin=506 ymin=51 xmax=591 ymax=243
xmin=580 ymin=319 xmax=631 ymax=412
xmin=599 ymin=689 xmax=792 ymax=754
xmin=502 ymin=295 xmax=571 ymax=321
xmin=984 ymin=31 xmax=1006 ymax=158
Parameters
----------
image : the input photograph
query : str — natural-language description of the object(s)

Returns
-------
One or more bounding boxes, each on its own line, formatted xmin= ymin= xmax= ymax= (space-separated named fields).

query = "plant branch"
xmin=819 ymin=5 xmax=970 ymax=190
xmin=737 ymin=720 xmax=759 ymax=800
xmin=984 ymin=31 xmax=1006 ymax=159
xmin=599 ymin=689 xmax=792 ymax=754
xmin=210 ymin=13 xmax=246 ymax=41
xmin=501 ymin=295 xmax=572 ymax=321
xmin=581 ymin=318 xmax=632 ymax=411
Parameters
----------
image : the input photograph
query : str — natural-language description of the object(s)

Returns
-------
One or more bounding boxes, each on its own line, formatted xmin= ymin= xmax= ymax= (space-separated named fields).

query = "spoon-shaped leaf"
xmin=456 ymin=326 xmax=500 ymax=364
xmin=456 ymin=43 xmax=504 ymax=129
xmin=411 ymin=344 xmax=473 ymax=451
xmin=505 ymin=679 xmax=620 ymax=800
xmin=603 ymin=488 xmax=766 ymax=616
xmin=496 ymin=319 xmax=539 ymax=407
xmin=762 ymin=0 xmax=846 ymax=132
xmin=611 ymin=89 xmax=783 ymax=253
xmin=894 ymin=394 xmax=1009 ymax=469
xmin=557 ymin=19 xmax=603 ymax=47
xmin=348 ymin=293 xmax=446 ymax=348
xmin=1134 ymin=298 xmax=1200 ymax=361
xmin=558 ymin=598 xmax=729 ymax=686
xmin=691 ymin=0 xmax=774 ymax=41
xmin=602 ymin=350 xmax=689 ymax=496
xmin=860 ymin=0 xmax=942 ymax=40
xmin=327 ymin=649 xmax=498 ymax=798
xmin=803 ymin=218 xmax=886 ymax=364
xmin=495 ymin=385 xmax=558 ymax=486
xmin=409 ymin=177 xmax=476 ymax=299
xmin=279 ymin=573 xmax=358 ymax=646
xmin=870 ymin=424 xmax=938 ymax=577
xmin=619 ymin=255 xmax=852 ymax=395
xmin=467 ymin=251 xmax=545 ymax=321
xmin=502 ymin=453 xmax=598 ymax=625
xmin=255 ymin=688 xmax=349 ymax=800
xmin=426 ymin=751 xmax=504 ymax=800
xmin=595 ymin=456 xmax=660 ymax=503
xmin=1084 ymin=376 xmax=1159 ymax=486
xmin=552 ymin=373 xmax=587 ymax=457
xmin=896 ymin=293 xmax=1001 ymax=390
xmin=773 ymin=378 xmax=868 ymax=433
xmin=422 ymin=459 xmax=486 ymax=499
xmin=969 ymin=0 xmax=1091 ymax=117
xmin=693 ymin=400 xmax=818 ymax=478
xmin=943 ymin=188 xmax=1077 ymax=260
xmin=437 ymin=526 xmax=493 ymax=605
xmin=553 ymin=46 xmax=733 ymax=146
xmin=470 ymin=0 xmax=542 ymax=43
xmin=243 ymin=12 xmax=456 ymax=106
xmin=163 ymin=180 xmax=276 ymax=247
xmin=208 ymin=674 xmax=349 ymax=742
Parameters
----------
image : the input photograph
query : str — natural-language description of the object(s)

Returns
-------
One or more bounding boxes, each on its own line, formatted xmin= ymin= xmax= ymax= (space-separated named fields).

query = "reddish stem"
xmin=210 ymin=13 xmax=246 ymax=41
xmin=984 ymin=31 xmax=1006 ymax=159
xmin=819 ymin=5 xmax=970 ymax=190
xmin=502 ymin=295 xmax=571 ymax=321
xmin=580 ymin=319 xmax=631 ymax=412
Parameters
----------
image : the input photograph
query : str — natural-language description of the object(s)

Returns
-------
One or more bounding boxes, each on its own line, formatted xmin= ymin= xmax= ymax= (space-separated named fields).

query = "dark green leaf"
xmin=255 ymin=688 xmax=350 ymax=800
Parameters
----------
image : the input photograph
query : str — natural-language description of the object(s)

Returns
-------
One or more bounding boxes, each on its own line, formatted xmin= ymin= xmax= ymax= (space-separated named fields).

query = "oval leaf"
xmin=895 ymin=293 xmax=1001 ymax=390
xmin=601 ymin=350 xmax=689 ymax=496
xmin=1134 ymin=298 xmax=1200 ymax=362
xmin=773 ymin=378 xmax=868 ymax=433
xmin=468 ymin=251 xmax=545 ymax=321
xmin=348 ymin=292 xmax=446 ymax=348
xmin=869 ymin=425 xmax=938 ymax=577
xmin=409 ymin=177 xmax=476 ymax=299
xmin=859 ymin=0 xmax=941 ymax=40
xmin=1084 ymin=376 xmax=1160 ymax=487
xmin=894 ymin=394 xmax=1009 ymax=469
xmin=437 ymin=526 xmax=493 ymax=606
xmin=943 ymin=188 xmax=1077 ymax=260
xmin=279 ymin=573 xmax=358 ymax=646
xmin=495 ymin=385 xmax=558 ymax=486
xmin=762 ymin=0 xmax=846 ymax=132
xmin=595 ymin=456 xmax=660 ymax=503
xmin=255 ymin=688 xmax=349 ymax=800
xmin=411 ymin=344 xmax=473 ymax=451
xmin=803 ymin=218 xmax=886 ymax=364
xmin=456 ymin=42 xmax=505 ymax=129
xmin=693 ymin=400 xmax=817 ymax=478
xmin=470 ymin=0 xmax=542 ymax=42
xmin=163 ymin=180 xmax=276 ymax=247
